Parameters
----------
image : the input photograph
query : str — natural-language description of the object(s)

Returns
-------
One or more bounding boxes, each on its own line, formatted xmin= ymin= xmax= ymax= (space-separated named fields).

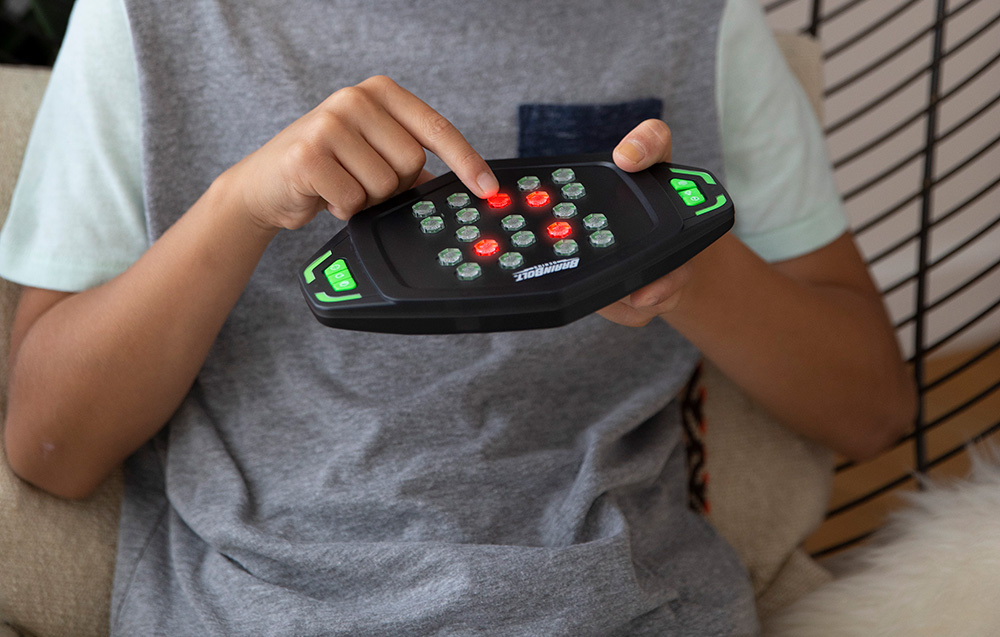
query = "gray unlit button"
xmin=511 ymin=231 xmax=536 ymax=248
xmin=412 ymin=201 xmax=436 ymax=218
xmin=517 ymin=176 xmax=541 ymax=191
xmin=589 ymin=230 xmax=615 ymax=248
xmin=502 ymin=214 xmax=527 ymax=232
xmin=438 ymin=248 xmax=463 ymax=266
xmin=456 ymin=208 xmax=480 ymax=224
xmin=456 ymin=262 xmax=482 ymax=281
xmin=553 ymin=239 xmax=579 ymax=256
xmin=552 ymin=168 xmax=575 ymax=184
xmin=499 ymin=252 xmax=525 ymax=270
xmin=583 ymin=213 xmax=608 ymax=231
xmin=420 ymin=216 xmax=445 ymax=234
xmin=447 ymin=193 xmax=471 ymax=209
xmin=456 ymin=226 xmax=481 ymax=242
xmin=561 ymin=183 xmax=586 ymax=199
xmin=553 ymin=203 xmax=577 ymax=219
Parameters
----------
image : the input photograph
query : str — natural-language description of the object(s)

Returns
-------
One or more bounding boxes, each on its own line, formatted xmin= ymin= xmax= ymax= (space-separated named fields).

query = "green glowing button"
xmin=670 ymin=178 xmax=697 ymax=192
xmin=326 ymin=268 xmax=351 ymax=284
xmin=324 ymin=260 xmax=357 ymax=292
xmin=331 ymin=278 xmax=357 ymax=292
xmin=325 ymin=259 xmax=347 ymax=274
xmin=679 ymin=188 xmax=706 ymax=207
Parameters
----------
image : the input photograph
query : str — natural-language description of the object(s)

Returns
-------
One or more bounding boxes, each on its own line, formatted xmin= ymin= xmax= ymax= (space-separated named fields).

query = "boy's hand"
xmin=597 ymin=119 xmax=693 ymax=327
xmin=224 ymin=75 xmax=499 ymax=231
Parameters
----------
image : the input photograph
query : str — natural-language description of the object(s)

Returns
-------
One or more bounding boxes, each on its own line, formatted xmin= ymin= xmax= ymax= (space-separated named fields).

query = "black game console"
xmin=298 ymin=152 xmax=733 ymax=334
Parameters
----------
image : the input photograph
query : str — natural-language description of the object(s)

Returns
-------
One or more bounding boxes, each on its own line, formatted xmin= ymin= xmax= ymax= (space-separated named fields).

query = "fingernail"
xmin=615 ymin=140 xmax=645 ymax=164
xmin=477 ymin=172 xmax=499 ymax=198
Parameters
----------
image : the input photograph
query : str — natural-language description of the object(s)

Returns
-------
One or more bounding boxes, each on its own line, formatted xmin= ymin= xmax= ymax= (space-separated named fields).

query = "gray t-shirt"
xmin=0 ymin=0 xmax=848 ymax=290
xmin=0 ymin=0 xmax=843 ymax=634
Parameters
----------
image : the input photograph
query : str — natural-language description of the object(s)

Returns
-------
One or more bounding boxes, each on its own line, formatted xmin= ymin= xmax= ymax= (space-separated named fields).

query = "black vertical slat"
xmin=809 ymin=0 xmax=823 ymax=37
xmin=912 ymin=0 xmax=950 ymax=477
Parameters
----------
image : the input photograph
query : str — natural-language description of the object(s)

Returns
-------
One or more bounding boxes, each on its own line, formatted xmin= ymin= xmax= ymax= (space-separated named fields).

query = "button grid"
xmin=420 ymin=172 xmax=617 ymax=281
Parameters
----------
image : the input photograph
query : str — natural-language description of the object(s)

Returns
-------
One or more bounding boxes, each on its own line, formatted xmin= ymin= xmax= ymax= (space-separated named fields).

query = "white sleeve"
xmin=0 ymin=0 xmax=146 ymax=291
xmin=717 ymin=0 xmax=848 ymax=263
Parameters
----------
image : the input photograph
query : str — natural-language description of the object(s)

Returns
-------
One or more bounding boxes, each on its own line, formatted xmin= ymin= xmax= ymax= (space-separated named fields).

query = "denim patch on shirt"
xmin=518 ymin=98 xmax=664 ymax=157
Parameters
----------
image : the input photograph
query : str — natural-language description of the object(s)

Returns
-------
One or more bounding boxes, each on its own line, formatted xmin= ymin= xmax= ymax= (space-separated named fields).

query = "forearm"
xmin=664 ymin=233 xmax=916 ymax=460
xmin=4 ymin=172 xmax=278 ymax=498
xmin=4 ymin=77 xmax=503 ymax=499
xmin=602 ymin=122 xmax=914 ymax=459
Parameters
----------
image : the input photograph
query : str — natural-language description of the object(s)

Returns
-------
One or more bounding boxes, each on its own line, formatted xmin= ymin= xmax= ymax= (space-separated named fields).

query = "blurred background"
xmin=0 ymin=0 xmax=72 ymax=65
xmin=765 ymin=0 xmax=1000 ymax=558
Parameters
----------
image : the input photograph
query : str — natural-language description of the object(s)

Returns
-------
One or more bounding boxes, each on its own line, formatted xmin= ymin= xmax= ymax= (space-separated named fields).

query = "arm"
xmin=3 ymin=76 xmax=499 ymax=499
xmin=601 ymin=121 xmax=916 ymax=462
xmin=5 ymin=189 xmax=276 ymax=499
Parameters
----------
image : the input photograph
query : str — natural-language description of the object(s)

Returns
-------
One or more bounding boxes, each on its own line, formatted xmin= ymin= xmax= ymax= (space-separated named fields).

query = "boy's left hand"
xmin=597 ymin=119 xmax=693 ymax=327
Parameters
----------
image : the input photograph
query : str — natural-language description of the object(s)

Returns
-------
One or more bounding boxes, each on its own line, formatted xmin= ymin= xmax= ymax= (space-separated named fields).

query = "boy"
xmin=1 ymin=0 xmax=914 ymax=633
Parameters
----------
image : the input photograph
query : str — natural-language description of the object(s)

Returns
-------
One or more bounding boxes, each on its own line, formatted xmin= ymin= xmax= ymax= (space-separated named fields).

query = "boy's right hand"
xmin=225 ymin=75 xmax=499 ymax=231
xmin=4 ymin=76 xmax=501 ymax=501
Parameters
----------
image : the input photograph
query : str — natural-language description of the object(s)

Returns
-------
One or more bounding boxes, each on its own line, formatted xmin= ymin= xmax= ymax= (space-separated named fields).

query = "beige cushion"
xmin=0 ymin=32 xmax=833 ymax=634
xmin=0 ymin=64 xmax=122 ymax=637
xmin=694 ymin=362 xmax=834 ymax=619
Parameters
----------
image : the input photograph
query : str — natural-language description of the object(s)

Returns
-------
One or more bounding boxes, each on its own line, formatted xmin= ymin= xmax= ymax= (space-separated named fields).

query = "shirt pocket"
xmin=517 ymin=98 xmax=663 ymax=157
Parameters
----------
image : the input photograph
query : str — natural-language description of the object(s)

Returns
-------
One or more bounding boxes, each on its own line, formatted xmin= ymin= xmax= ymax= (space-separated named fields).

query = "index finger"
xmin=362 ymin=76 xmax=499 ymax=199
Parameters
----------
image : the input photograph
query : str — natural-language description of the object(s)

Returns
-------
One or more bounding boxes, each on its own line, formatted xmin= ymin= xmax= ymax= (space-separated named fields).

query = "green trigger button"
xmin=325 ymin=259 xmax=347 ymax=273
xmin=679 ymin=188 xmax=706 ymax=207
xmin=324 ymin=259 xmax=357 ymax=292
xmin=313 ymin=257 xmax=361 ymax=305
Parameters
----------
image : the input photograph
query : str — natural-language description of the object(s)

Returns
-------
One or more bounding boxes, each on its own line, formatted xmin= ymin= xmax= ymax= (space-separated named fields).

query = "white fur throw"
xmin=765 ymin=450 xmax=1000 ymax=636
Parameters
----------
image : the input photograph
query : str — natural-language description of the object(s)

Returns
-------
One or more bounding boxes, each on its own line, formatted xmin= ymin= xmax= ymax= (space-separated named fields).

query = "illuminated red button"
xmin=525 ymin=191 xmax=550 ymax=207
xmin=487 ymin=193 xmax=511 ymax=208
xmin=474 ymin=239 xmax=500 ymax=257
xmin=546 ymin=221 xmax=573 ymax=239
